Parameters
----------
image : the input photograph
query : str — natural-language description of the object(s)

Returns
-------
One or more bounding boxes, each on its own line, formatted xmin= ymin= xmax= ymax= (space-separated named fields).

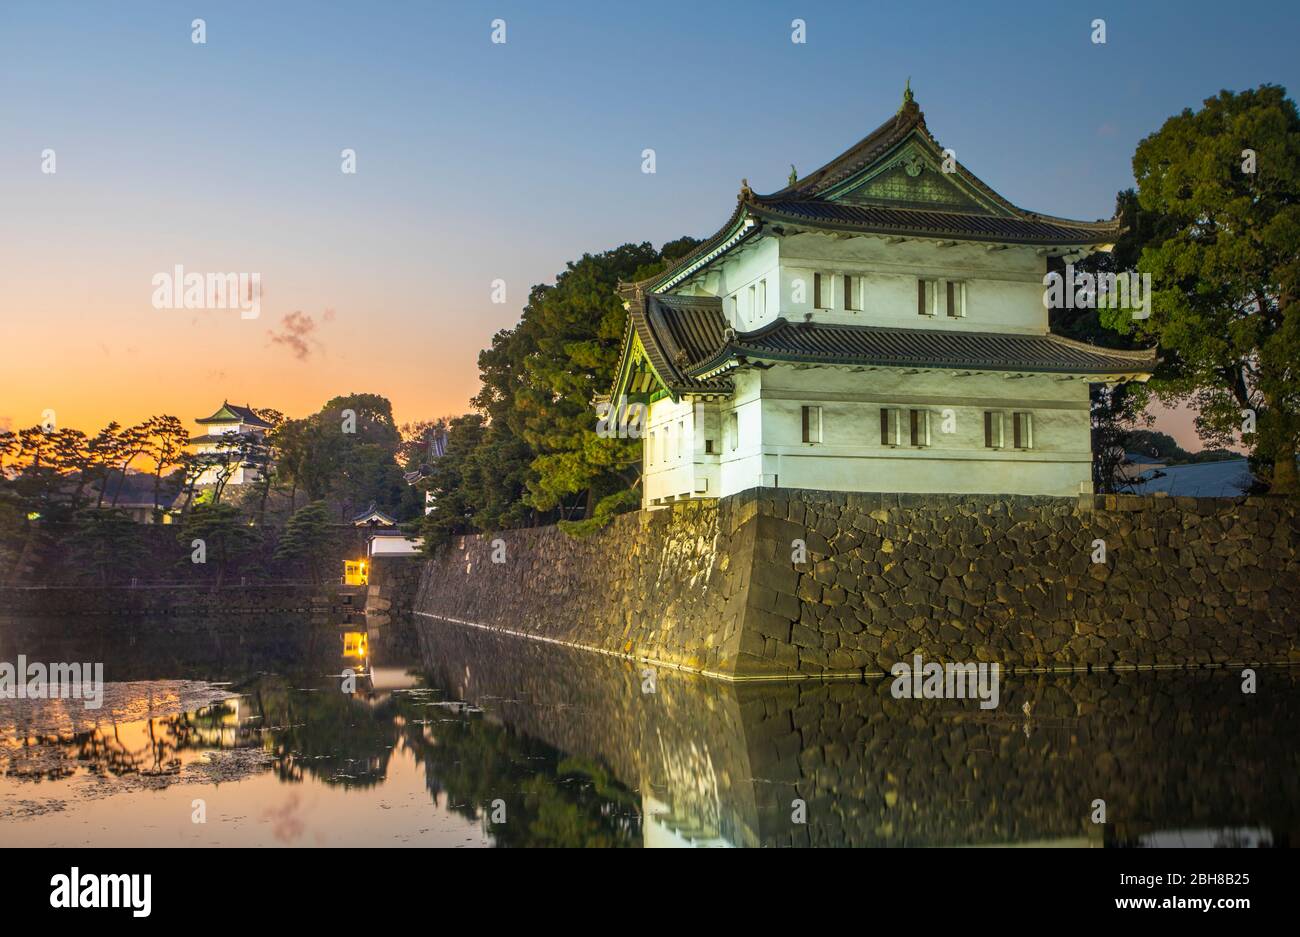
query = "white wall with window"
xmin=747 ymin=364 xmax=1092 ymax=497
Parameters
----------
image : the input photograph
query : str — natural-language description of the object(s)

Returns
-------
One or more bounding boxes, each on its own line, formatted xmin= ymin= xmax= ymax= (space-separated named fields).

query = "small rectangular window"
xmin=801 ymin=405 xmax=822 ymax=444
xmin=984 ymin=411 xmax=1003 ymax=449
xmin=678 ymin=420 xmax=686 ymax=459
xmin=844 ymin=275 xmax=858 ymax=311
xmin=880 ymin=407 xmax=902 ymax=446
xmin=704 ymin=439 xmax=715 ymax=455
xmin=909 ymin=409 xmax=930 ymax=447
xmin=946 ymin=281 xmax=965 ymax=318
xmin=648 ymin=431 xmax=656 ymax=465
xmin=728 ymin=412 xmax=739 ymax=451
xmin=918 ymin=279 xmax=936 ymax=316
xmin=1013 ymin=412 xmax=1033 ymax=449
xmin=747 ymin=284 xmax=756 ymax=319
xmin=757 ymin=279 xmax=767 ymax=317
xmin=814 ymin=273 xmax=825 ymax=309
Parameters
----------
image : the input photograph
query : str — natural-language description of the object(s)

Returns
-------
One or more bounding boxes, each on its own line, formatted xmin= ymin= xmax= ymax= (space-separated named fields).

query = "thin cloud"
xmin=267 ymin=310 xmax=320 ymax=361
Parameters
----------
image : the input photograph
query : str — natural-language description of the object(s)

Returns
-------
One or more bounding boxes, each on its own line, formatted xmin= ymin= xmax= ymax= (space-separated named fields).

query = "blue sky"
xmin=2 ymin=0 xmax=1297 ymax=444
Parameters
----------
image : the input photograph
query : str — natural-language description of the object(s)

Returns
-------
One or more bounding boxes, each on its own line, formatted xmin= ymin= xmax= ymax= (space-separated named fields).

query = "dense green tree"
xmin=178 ymin=502 xmax=257 ymax=587
xmin=71 ymin=508 xmax=145 ymax=585
xmin=273 ymin=500 xmax=333 ymax=583
xmin=447 ymin=237 xmax=700 ymax=533
xmin=1120 ymin=85 xmax=1300 ymax=494
xmin=410 ymin=414 xmax=487 ymax=550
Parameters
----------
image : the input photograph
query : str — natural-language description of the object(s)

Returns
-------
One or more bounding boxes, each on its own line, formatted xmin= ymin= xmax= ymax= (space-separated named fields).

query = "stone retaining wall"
xmin=412 ymin=488 xmax=1300 ymax=680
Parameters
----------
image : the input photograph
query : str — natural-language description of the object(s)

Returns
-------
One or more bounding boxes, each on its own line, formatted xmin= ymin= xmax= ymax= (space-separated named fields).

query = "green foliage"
xmin=1126 ymin=85 xmax=1300 ymax=494
xmin=272 ymin=393 xmax=410 ymax=520
xmin=558 ymin=488 xmax=639 ymax=537
xmin=428 ymin=237 xmax=700 ymax=535
xmin=70 ymin=508 xmax=145 ymax=585
xmin=178 ymin=502 xmax=258 ymax=586
xmin=409 ymin=414 xmax=486 ymax=551
xmin=274 ymin=501 xmax=333 ymax=583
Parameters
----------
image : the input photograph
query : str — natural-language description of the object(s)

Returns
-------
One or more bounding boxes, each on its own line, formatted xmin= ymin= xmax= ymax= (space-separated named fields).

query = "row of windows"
xmin=727 ymin=279 xmax=769 ymax=321
xmin=799 ymin=405 xmax=1034 ymax=449
xmin=651 ymin=406 xmax=1034 ymax=465
xmin=918 ymin=278 xmax=966 ymax=318
xmin=646 ymin=420 xmax=689 ymax=466
xmin=766 ymin=273 xmax=972 ymax=317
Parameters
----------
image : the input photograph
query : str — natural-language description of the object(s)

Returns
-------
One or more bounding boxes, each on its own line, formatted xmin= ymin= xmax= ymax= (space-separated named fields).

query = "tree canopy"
xmin=1120 ymin=85 xmax=1300 ymax=494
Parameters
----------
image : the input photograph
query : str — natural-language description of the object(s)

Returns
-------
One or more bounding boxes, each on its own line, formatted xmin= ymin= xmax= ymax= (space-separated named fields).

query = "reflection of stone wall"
xmin=416 ymin=623 xmax=763 ymax=847
xmin=414 ymin=489 xmax=1300 ymax=678
xmin=417 ymin=621 xmax=1300 ymax=847
xmin=365 ymin=556 xmax=422 ymax=655
xmin=0 ymin=583 xmax=328 ymax=617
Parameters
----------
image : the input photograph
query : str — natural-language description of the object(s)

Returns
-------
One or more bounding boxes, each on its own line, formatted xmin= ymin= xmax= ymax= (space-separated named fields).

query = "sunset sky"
xmin=3 ymin=0 xmax=1298 ymax=448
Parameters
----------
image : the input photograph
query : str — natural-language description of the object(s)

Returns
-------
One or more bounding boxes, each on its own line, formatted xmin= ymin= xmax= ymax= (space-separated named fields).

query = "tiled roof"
xmin=619 ymin=92 xmax=1120 ymax=296
xmin=622 ymin=292 xmax=733 ymax=394
xmin=196 ymin=402 xmax=273 ymax=427
xmin=696 ymin=319 xmax=1156 ymax=376
xmin=750 ymin=199 xmax=1119 ymax=246
xmin=352 ymin=501 xmax=397 ymax=525
xmin=617 ymin=290 xmax=1154 ymax=400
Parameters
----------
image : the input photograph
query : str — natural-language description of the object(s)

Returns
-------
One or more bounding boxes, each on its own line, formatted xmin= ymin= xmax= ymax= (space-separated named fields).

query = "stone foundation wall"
xmin=413 ymin=488 xmax=1300 ymax=679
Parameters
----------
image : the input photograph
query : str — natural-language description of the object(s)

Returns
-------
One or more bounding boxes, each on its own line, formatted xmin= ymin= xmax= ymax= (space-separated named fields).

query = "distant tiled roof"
xmin=196 ymin=401 xmax=273 ymax=427
xmin=352 ymin=502 xmax=397 ymax=526
xmin=188 ymin=432 xmax=259 ymax=445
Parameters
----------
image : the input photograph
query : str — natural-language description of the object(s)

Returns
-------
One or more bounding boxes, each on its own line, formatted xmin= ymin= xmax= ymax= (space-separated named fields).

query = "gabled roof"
xmin=352 ymin=502 xmax=397 ymax=526
xmin=623 ymin=87 xmax=1121 ymax=295
xmin=196 ymin=401 xmax=273 ymax=427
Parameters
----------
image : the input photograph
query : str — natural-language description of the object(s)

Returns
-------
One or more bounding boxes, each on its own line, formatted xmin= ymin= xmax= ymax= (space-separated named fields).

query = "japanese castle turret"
xmin=189 ymin=401 xmax=273 ymax=486
xmin=609 ymin=88 xmax=1155 ymax=508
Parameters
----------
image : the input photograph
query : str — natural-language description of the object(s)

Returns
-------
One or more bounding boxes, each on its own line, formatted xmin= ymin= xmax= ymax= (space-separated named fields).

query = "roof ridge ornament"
xmin=898 ymin=77 xmax=920 ymax=123
xmin=739 ymin=178 xmax=753 ymax=201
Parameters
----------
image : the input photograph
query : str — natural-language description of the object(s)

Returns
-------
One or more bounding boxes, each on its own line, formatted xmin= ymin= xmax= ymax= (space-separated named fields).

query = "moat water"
xmin=1 ymin=615 xmax=1296 ymax=847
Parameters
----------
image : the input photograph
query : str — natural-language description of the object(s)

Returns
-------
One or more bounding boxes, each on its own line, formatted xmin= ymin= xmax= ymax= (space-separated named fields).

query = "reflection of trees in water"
xmin=396 ymin=711 xmax=641 ymax=848
xmin=3 ymin=649 xmax=643 ymax=846
xmin=251 ymin=676 xmax=397 ymax=789
xmin=2 ymin=699 xmax=241 ymax=781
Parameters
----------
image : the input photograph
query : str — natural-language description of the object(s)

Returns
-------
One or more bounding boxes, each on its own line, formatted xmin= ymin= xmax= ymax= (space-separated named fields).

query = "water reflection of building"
xmin=415 ymin=622 xmax=1300 ymax=848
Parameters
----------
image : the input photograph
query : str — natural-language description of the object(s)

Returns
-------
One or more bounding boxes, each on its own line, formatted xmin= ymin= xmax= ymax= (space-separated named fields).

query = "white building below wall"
xmin=606 ymin=87 xmax=1155 ymax=507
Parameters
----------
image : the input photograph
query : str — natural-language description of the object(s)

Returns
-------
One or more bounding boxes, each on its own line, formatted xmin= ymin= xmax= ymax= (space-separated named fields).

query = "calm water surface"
xmin=1 ymin=615 xmax=1296 ymax=847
